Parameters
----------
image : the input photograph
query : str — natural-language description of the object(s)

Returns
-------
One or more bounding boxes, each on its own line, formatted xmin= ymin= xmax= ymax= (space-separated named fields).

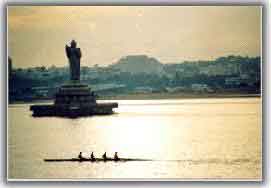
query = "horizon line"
xmin=8 ymin=54 xmax=261 ymax=69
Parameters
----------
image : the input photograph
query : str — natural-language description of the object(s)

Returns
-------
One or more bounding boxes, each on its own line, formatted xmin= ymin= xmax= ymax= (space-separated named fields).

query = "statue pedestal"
xmin=55 ymin=82 xmax=96 ymax=107
xmin=53 ymin=82 xmax=96 ymax=116
xmin=30 ymin=81 xmax=118 ymax=117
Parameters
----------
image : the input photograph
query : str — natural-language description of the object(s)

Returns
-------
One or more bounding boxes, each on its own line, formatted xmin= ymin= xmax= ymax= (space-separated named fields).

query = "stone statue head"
xmin=71 ymin=40 xmax=77 ymax=48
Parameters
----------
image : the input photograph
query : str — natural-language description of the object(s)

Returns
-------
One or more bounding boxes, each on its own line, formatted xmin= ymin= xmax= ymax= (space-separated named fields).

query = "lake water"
xmin=8 ymin=98 xmax=262 ymax=180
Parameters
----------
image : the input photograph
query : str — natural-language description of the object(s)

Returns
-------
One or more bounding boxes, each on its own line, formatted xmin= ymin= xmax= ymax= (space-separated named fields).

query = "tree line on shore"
xmin=8 ymin=55 xmax=261 ymax=101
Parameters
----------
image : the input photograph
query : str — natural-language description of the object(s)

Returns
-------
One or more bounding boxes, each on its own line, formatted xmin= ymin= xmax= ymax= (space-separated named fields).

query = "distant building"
xmin=134 ymin=86 xmax=154 ymax=93
xmin=199 ymin=63 xmax=239 ymax=76
xmin=166 ymin=86 xmax=186 ymax=93
xmin=191 ymin=84 xmax=211 ymax=92
xmin=225 ymin=77 xmax=241 ymax=86
xmin=92 ymin=83 xmax=126 ymax=91
xmin=31 ymin=87 xmax=50 ymax=97
xmin=31 ymin=86 xmax=56 ymax=98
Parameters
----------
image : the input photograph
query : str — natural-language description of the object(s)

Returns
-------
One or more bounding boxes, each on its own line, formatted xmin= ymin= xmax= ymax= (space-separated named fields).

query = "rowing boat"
xmin=44 ymin=158 xmax=152 ymax=162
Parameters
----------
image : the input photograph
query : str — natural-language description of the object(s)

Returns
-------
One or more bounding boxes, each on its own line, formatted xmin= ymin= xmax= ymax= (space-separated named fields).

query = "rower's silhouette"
xmin=102 ymin=152 xmax=107 ymax=161
xmin=90 ymin=152 xmax=95 ymax=161
xmin=114 ymin=152 xmax=119 ymax=161
xmin=78 ymin=152 xmax=83 ymax=159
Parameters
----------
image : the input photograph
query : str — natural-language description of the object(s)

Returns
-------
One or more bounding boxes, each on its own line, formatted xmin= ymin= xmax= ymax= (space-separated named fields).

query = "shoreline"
xmin=9 ymin=93 xmax=261 ymax=104
xmin=98 ymin=93 xmax=261 ymax=100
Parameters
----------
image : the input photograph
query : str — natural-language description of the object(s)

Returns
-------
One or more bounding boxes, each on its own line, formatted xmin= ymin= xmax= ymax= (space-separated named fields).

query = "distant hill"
xmin=110 ymin=55 xmax=164 ymax=74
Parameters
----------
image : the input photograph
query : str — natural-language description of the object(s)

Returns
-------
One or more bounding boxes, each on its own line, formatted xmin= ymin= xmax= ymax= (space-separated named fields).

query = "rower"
xmin=90 ymin=152 xmax=95 ymax=161
xmin=102 ymin=152 xmax=107 ymax=161
xmin=114 ymin=152 xmax=119 ymax=161
xmin=78 ymin=152 xmax=83 ymax=159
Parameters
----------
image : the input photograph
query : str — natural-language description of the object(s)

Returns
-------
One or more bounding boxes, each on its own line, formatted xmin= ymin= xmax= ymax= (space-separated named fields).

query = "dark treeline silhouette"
xmin=8 ymin=55 xmax=261 ymax=102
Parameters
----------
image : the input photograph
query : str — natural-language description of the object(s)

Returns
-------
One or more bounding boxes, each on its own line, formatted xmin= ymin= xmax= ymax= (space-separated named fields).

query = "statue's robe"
xmin=65 ymin=46 xmax=81 ymax=81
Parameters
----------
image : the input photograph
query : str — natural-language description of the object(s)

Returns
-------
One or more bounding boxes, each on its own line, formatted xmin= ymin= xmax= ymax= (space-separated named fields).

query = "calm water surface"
xmin=8 ymin=98 xmax=261 ymax=180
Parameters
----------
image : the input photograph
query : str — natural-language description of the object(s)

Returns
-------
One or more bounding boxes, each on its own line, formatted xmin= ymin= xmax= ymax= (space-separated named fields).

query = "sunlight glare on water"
xmin=8 ymin=98 xmax=261 ymax=179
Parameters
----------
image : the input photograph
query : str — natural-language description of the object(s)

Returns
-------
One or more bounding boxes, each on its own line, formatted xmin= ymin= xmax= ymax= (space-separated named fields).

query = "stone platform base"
xmin=30 ymin=102 xmax=118 ymax=118
xmin=30 ymin=81 xmax=118 ymax=118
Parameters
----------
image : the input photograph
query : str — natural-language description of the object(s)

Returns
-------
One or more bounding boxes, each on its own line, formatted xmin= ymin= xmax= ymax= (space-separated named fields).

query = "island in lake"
xmin=30 ymin=40 xmax=118 ymax=117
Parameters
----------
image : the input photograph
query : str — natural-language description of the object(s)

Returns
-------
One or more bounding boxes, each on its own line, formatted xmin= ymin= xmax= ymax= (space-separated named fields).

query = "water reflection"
xmin=8 ymin=98 xmax=261 ymax=179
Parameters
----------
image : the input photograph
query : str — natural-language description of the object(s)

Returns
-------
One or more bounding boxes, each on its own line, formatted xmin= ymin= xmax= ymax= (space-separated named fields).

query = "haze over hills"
xmin=110 ymin=55 xmax=164 ymax=74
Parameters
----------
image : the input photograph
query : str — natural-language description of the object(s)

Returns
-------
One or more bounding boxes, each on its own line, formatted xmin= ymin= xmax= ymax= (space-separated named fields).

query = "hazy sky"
xmin=8 ymin=6 xmax=261 ymax=68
